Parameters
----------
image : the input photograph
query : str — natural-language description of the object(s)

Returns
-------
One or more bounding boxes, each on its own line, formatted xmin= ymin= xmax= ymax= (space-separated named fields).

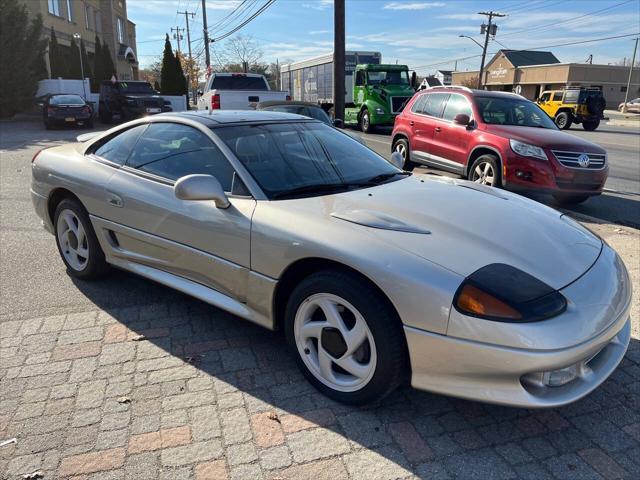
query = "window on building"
xmin=621 ymin=86 xmax=628 ymax=92
xmin=117 ymin=17 xmax=126 ymax=44
xmin=48 ymin=0 xmax=61 ymax=16
xmin=65 ymin=0 xmax=73 ymax=21
xmin=85 ymin=4 xmax=93 ymax=30
xmin=95 ymin=11 xmax=101 ymax=32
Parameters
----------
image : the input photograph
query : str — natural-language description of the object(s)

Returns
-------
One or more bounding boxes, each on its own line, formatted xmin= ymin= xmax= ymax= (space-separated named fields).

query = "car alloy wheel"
xmin=56 ymin=209 xmax=89 ymax=272
xmin=294 ymin=293 xmax=377 ymax=393
xmin=472 ymin=161 xmax=496 ymax=186
xmin=394 ymin=141 xmax=407 ymax=161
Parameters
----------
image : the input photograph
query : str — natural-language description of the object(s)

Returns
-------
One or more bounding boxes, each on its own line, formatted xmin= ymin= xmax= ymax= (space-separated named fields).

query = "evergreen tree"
xmin=154 ymin=80 xmax=161 ymax=91
xmin=68 ymin=38 xmax=82 ymax=79
xmin=48 ymin=27 xmax=61 ymax=78
xmin=80 ymin=39 xmax=92 ymax=84
xmin=175 ymin=54 xmax=188 ymax=96
xmin=0 ymin=0 xmax=49 ymax=117
xmin=92 ymin=35 xmax=103 ymax=89
xmin=160 ymin=34 xmax=176 ymax=95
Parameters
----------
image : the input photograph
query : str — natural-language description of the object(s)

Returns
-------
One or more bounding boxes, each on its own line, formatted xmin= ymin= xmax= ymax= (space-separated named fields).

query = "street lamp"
xmin=73 ymin=33 xmax=86 ymax=100
xmin=458 ymin=35 xmax=484 ymax=50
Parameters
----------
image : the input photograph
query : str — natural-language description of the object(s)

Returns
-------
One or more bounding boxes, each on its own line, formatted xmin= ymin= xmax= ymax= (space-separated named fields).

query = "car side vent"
xmin=107 ymin=230 xmax=120 ymax=247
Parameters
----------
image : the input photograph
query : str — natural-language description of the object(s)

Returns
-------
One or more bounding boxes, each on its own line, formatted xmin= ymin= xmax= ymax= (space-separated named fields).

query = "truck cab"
xmin=344 ymin=64 xmax=414 ymax=133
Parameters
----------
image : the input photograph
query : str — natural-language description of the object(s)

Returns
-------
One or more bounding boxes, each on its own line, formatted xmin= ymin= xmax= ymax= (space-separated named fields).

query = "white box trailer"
xmin=280 ymin=51 xmax=382 ymax=106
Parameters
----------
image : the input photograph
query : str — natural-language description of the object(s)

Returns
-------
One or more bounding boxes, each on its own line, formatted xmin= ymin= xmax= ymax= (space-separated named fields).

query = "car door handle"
xmin=435 ymin=127 xmax=441 ymax=133
xmin=106 ymin=192 xmax=123 ymax=208
xmin=410 ymin=121 xmax=414 ymax=126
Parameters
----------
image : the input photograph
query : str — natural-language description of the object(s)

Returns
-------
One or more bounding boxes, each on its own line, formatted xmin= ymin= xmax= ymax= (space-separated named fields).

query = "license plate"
xmin=146 ymin=108 xmax=161 ymax=113
xmin=65 ymin=117 xmax=75 ymax=122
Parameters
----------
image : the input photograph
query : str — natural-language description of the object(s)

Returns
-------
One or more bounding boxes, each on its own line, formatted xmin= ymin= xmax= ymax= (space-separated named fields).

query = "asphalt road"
xmin=358 ymin=124 xmax=640 ymax=228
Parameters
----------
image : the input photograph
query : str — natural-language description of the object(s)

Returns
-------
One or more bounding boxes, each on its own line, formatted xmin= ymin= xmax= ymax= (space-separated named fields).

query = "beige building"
xmin=21 ymin=0 xmax=139 ymax=82
xmin=453 ymin=50 xmax=639 ymax=108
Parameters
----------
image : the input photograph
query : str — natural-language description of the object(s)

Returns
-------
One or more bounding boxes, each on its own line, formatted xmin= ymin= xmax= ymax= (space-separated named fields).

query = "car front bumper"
xmin=405 ymin=245 xmax=632 ymax=408
xmin=31 ymin=189 xmax=54 ymax=234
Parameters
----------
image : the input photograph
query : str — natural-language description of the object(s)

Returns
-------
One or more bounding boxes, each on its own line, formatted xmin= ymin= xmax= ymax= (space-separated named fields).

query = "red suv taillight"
xmin=211 ymin=94 xmax=221 ymax=110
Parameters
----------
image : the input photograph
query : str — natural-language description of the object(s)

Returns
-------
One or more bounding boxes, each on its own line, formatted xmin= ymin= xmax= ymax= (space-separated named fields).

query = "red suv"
xmin=391 ymin=87 xmax=608 ymax=204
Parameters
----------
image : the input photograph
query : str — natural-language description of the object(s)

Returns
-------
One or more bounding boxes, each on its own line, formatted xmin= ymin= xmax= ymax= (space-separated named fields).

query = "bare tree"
xmin=224 ymin=34 xmax=264 ymax=72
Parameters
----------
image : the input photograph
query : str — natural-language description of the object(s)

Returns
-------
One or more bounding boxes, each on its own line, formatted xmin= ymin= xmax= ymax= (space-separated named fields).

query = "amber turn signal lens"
xmin=456 ymin=284 xmax=522 ymax=320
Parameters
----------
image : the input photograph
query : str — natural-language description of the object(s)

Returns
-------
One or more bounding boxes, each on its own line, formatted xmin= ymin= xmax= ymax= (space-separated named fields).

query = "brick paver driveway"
xmin=1 ymin=119 xmax=639 ymax=479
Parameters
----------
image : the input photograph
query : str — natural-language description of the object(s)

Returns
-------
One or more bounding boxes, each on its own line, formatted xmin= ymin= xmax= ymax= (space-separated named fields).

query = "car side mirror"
xmin=174 ymin=174 xmax=230 ymax=209
xmin=453 ymin=113 xmax=471 ymax=126
xmin=333 ymin=118 xmax=344 ymax=128
xmin=390 ymin=151 xmax=404 ymax=169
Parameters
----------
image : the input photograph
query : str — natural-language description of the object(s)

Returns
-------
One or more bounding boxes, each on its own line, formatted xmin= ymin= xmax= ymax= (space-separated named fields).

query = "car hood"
xmin=318 ymin=175 xmax=601 ymax=290
xmin=483 ymin=124 xmax=606 ymax=153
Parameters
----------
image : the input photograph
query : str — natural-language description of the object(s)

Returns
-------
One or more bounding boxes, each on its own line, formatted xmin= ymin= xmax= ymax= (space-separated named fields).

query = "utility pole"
xmin=171 ymin=27 xmax=184 ymax=54
xmin=334 ymin=0 xmax=345 ymax=124
xmin=178 ymin=10 xmax=196 ymax=105
xmin=621 ymin=37 xmax=639 ymax=113
xmin=202 ymin=0 xmax=211 ymax=72
xmin=477 ymin=11 xmax=505 ymax=89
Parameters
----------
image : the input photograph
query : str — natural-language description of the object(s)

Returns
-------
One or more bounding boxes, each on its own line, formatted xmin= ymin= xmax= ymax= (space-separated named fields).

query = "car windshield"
xmin=116 ymin=82 xmax=155 ymax=94
xmin=214 ymin=122 xmax=403 ymax=199
xmin=367 ymin=70 xmax=410 ymax=86
xmin=50 ymin=95 xmax=85 ymax=105
xmin=475 ymin=96 xmax=557 ymax=129
xmin=263 ymin=105 xmax=332 ymax=125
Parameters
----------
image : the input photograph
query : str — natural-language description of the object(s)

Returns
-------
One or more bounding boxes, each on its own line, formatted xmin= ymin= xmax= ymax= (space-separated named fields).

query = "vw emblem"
xmin=578 ymin=154 xmax=590 ymax=168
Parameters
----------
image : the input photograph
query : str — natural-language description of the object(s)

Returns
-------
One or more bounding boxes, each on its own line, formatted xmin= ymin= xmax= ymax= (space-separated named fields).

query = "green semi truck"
xmin=280 ymin=52 xmax=415 ymax=132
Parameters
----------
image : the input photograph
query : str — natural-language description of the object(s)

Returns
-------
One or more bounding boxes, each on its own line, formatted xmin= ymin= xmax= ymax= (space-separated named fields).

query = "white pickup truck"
xmin=197 ymin=73 xmax=289 ymax=111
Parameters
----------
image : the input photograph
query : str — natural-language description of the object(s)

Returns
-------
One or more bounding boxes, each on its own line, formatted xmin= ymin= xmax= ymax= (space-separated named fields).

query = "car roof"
xmin=158 ymin=109 xmax=315 ymax=126
xmin=424 ymin=87 xmax=529 ymax=100
xmin=256 ymin=100 xmax=321 ymax=109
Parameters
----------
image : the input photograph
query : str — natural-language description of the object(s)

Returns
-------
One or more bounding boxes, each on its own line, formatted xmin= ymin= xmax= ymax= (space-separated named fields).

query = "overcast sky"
xmin=127 ymin=0 xmax=640 ymax=74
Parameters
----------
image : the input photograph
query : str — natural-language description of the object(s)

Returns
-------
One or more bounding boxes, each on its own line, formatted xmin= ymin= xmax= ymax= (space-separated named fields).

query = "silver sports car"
xmin=31 ymin=111 xmax=632 ymax=407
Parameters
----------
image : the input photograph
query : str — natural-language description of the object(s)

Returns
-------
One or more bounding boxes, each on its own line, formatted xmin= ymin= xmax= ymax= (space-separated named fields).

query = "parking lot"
xmin=1 ymin=117 xmax=639 ymax=479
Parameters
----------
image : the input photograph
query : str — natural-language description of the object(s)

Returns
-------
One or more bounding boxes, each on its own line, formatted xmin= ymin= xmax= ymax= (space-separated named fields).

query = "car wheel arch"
xmin=465 ymin=146 xmax=503 ymax=178
xmin=48 ymin=188 xmax=83 ymax=225
xmin=272 ymin=257 xmax=403 ymax=333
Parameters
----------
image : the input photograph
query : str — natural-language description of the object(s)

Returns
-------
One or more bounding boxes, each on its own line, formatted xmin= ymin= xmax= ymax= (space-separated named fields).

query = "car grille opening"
xmin=391 ymin=96 xmax=411 ymax=113
xmin=552 ymin=150 xmax=606 ymax=169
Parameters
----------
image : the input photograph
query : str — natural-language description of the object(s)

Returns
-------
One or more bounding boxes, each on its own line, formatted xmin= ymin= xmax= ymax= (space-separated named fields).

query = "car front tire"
xmin=54 ymin=198 xmax=109 ymax=280
xmin=284 ymin=270 xmax=407 ymax=405
xmin=555 ymin=111 xmax=572 ymax=130
xmin=469 ymin=154 xmax=501 ymax=187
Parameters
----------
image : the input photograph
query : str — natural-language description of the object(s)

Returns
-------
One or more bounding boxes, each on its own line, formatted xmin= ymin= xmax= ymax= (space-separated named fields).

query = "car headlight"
xmin=453 ymin=264 xmax=566 ymax=323
xmin=374 ymin=107 xmax=385 ymax=115
xmin=510 ymin=139 xmax=548 ymax=160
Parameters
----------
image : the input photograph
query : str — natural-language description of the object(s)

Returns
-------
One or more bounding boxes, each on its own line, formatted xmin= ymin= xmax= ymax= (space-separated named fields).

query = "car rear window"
xmin=211 ymin=76 xmax=268 ymax=90
xmin=50 ymin=95 xmax=85 ymax=105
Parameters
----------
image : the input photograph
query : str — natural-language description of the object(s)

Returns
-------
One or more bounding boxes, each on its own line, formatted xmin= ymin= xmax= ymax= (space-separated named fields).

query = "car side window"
xmin=410 ymin=94 xmax=427 ymax=113
xmin=125 ymin=123 xmax=237 ymax=192
xmin=93 ymin=124 xmax=148 ymax=166
xmin=552 ymin=92 xmax=563 ymax=101
xmin=422 ymin=93 xmax=448 ymax=117
xmin=355 ymin=71 xmax=365 ymax=86
xmin=539 ymin=92 xmax=550 ymax=102
xmin=442 ymin=94 xmax=472 ymax=121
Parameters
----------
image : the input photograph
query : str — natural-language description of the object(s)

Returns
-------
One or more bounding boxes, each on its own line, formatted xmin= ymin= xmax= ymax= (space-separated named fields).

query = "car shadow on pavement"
xmin=69 ymin=270 xmax=640 ymax=479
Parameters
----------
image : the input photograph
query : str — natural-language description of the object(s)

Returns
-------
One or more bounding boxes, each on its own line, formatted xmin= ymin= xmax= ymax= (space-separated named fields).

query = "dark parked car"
xmin=99 ymin=81 xmax=171 ymax=124
xmin=41 ymin=94 xmax=93 ymax=129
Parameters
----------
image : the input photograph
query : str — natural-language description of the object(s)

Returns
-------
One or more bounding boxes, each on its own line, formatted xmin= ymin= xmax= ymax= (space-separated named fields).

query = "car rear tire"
xmin=469 ymin=154 xmax=501 ymax=187
xmin=54 ymin=198 xmax=110 ymax=280
xmin=582 ymin=119 xmax=600 ymax=131
xmin=359 ymin=109 xmax=372 ymax=133
xmin=552 ymin=193 xmax=590 ymax=205
xmin=284 ymin=270 xmax=407 ymax=405
xmin=555 ymin=111 xmax=572 ymax=130
xmin=392 ymin=138 xmax=416 ymax=171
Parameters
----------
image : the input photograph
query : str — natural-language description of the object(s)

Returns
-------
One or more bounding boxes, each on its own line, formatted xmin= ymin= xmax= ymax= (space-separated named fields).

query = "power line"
xmin=207 ymin=0 xmax=254 ymax=34
xmin=500 ymin=0 xmax=635 ymax=38
xmin=209 ymin=0 xmax=276 ymax=43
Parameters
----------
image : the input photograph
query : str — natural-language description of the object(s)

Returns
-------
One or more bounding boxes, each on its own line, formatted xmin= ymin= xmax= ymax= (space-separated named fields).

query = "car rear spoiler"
xmin=76 ymin=131 xmax=102 ymax=143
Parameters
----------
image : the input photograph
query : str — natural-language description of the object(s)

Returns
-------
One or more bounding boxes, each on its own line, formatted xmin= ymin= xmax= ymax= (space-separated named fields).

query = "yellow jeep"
xmin=537 ymin=87 xmax=606 ymax=131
